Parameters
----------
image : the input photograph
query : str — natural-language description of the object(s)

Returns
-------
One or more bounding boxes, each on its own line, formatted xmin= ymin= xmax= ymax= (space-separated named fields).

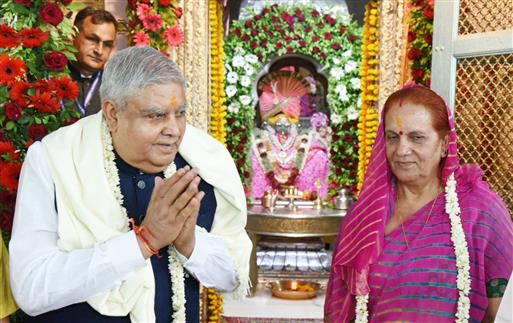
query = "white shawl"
xmin=41 ymin=112 xmax=251 ymax=322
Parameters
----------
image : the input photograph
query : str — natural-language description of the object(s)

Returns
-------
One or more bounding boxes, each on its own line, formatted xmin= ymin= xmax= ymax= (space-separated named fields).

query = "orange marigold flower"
xmin=0 ymin=54 xmax=26 ymax=85
xmin=19 ymin=27 xmax=49 ymax=48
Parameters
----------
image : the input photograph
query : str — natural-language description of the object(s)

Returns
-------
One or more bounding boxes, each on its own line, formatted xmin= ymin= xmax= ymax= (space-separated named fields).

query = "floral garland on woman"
xmin=224 ymin=4 xmax=362 ymax=197
xmin=102 ymin=119 xmax=187 ymax=322
xmin=127 ymin=0 xmax=184 ymax=53
xmin=0 ymin=0 xmax=79 ymax=243
xmin=355 ymin=172 xmax=471 ymax=323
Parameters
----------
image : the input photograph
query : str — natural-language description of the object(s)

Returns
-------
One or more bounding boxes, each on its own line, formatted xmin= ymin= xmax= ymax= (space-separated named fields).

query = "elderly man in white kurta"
xmin=9 ymin=46 xmax=252 ymax=323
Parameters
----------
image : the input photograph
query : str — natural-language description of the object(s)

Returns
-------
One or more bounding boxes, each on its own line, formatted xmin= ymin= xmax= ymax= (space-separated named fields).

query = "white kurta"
xmin=9 ymin=113 xmax=251 ymax=320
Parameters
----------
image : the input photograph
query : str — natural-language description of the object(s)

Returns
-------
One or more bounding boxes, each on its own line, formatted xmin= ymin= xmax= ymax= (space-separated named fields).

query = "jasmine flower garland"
xmin=355 ymin=172 xmax=471 ymax=323
xmin=102 ymin=118 xmax=186 ymax=322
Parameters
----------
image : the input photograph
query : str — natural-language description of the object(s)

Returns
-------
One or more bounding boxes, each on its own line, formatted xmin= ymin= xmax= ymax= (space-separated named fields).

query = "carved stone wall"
xmin=378 ymin=0 xmax=407 ymax=111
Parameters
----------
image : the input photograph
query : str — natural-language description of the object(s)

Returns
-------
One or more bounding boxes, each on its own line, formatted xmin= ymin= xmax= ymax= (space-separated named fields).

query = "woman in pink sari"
xmin=325 ymin=86 xmax=513 ymax=322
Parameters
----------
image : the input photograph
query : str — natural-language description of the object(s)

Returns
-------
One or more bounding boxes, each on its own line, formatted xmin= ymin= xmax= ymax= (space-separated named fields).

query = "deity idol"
xmin=251 ymin=71 xmax=330 ymax=199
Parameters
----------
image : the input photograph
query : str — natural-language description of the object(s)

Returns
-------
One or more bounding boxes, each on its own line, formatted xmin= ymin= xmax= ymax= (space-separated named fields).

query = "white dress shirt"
xmin=9 ymin=142 xmax=238 ymax=316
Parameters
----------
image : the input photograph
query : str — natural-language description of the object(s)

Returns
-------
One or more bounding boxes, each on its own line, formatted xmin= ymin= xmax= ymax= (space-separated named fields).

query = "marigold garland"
xmin=209 ymin=0 xmax=228 ymax=145
xmin=357 ymin=0 xmax=380 ymax=191
xmin=206 ymin=287 xmax=224 ymax=323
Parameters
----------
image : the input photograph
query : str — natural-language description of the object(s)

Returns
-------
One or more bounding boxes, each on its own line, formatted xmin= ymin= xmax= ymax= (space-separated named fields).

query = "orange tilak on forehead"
xmin=170 ymin=95 xmax=177 ymax=107
xmin=395 ymin=115 xmax=404 ymax=135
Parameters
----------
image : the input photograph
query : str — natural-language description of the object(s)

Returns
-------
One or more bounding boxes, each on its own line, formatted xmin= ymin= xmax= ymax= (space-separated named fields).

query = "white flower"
xmin=228 ymin=102 xmax=241 ymax=113
xmin=240 ymin=75 xmax=252 ymax=88
xmin=225 ymin=63 xmax=232 ymax=72
xmin=239 ymin=95 xmax=252 ymax=106
xmin=345 ymin=60 xmax=358 ymax=73
xmin=227 ymin=71 xmax=238 ymax=84
xmin=332 ymin=57 xmax=341 ymax=65
xmin=357 ymin=97 xmax=362 ymax=107
xmin=232 ymin=55 xmax=245 ymax=68
xmin=350 ymin=78 xmax=361 ymax=90
xmin=347 ymin=107 xmax=359 ymax=120
xmin=330 ymin=67 xmax=345 ymax=81
xmin=245 ymin=54 xmax=258 ymax=64
xmin=335 ymin=84 xmax=349 ymax=101
xmin=331 ymin=113 xmax=341 ymax=124
xmin=342 ymin=49 xmax=352 ymax=58
xmin=225 ymin=85 xmax=237 ymax=98
xmin=244 ymin=64 xmax=255 ymax=76
xmin=234 ymin=46 xmax=246 ymax=56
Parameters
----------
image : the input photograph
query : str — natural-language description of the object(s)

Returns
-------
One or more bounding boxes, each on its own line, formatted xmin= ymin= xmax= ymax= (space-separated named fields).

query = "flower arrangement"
xmin=126 ymin=0 xmax=184 ymax=53
xmin=406 ymin=0 xmax=434 ymax=86
xmin=356 ymin=0 xmax=380 ymax=191
xmin=209 ymin=0 xmax=227 ymax=145
xmin=206 ymin=287 xmax=224 ymax=323
xmin=0 ymin=0 xmax=79 ymax=243
xmin=224 ymin=4 xmax=362 ymax=197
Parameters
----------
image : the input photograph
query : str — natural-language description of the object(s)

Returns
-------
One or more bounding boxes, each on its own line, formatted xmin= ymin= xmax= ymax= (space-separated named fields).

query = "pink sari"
xmin=325 ymin=95 xmax=513 ymax=322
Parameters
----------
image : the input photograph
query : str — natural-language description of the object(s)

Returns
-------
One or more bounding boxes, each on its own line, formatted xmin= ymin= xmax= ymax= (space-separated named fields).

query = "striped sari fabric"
xmin=325 ymin=86 xmax=513 ymax=322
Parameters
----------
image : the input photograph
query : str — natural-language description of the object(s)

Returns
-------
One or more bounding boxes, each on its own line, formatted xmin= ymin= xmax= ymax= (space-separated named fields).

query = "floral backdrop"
xmin=407 ymin=0 xmax=434 ymax=86
xmin=224 ymin=4 xmax=362 ymax=199
xmin=0 ymin=0 xmax=79 ymax=245
xmin=126 ymin=0 xmax=184 ymax=52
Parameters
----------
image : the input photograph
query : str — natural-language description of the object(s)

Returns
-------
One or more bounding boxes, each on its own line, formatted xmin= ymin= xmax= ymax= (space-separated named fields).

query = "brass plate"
xmin=268 ymin=280 xmax=320 ymax=300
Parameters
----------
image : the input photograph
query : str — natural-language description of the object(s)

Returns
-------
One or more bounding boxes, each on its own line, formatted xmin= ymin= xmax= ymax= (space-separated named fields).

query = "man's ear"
xmin=102 ymin=101 xmax=119 ymax=133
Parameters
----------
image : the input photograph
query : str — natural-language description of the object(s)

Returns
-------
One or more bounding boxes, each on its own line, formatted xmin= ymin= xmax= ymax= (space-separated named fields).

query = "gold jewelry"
xmin=399 ymin=194 xmax=438 ymax=248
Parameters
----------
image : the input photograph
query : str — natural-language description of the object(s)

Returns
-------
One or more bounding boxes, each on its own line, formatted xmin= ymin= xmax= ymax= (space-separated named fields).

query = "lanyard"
xmin=75 ymin=71 xmax=101 ymax=116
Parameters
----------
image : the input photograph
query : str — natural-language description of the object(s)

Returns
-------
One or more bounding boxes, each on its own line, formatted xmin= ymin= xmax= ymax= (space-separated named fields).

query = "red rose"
xmin=262 ymin=8 xmax=270 ymax=15
xmin=295 ymin=8 xmax=303 ymax=17
xmin=254 ymin=15 xmax=262 ymax=21
xmin=175 ymin=7 xmax=183 ymax=18
xmin=15 ymin=0 xmax=31 ymax=6
xmin=312 ymin=35 xmax=320 ymax=42
xmin=158 ymin=0 xmax=171 ymax=6
xmin=251 ymin=41 xmax=258 ymax=49
xmin=331 ymin=43 xmax=341 ymax=50
xmin=311 ymin=9 xmax=320 ymax=17
xmin=305 ymin=25 xmax=313 ymax=33
xmin=312 ymin=46 xmax=320 ymax=53
xmin=286 ymin=47 xmax=294 ymax=53
xmin=234 ymin=28 xmax=241 ymax=37
xmin=241 ymin=34 xmax=249 ymax=41
xmin=260 ymin=40 xmax=268 ymax=47
xmin=28 ymin=123 xmax=47 ymax=141
xmin=407 ymin=47 xmax=422 ymax=60
xmin=244 ymin=20 xmax=252 ymax=28
xmin=412 ymin=69 xmax=425 ymax=81
xmin=251 ymin=29 xmax=258 ymax=36
xmin=324 ymin=32 xmax=333 ymax=40
xmin=271 ymin=16 xmax=279 ymax=23
xmin=284 ymin=36 xmax=292 ymax=43
xmin=348 ymin=34 xmax=357 ymax=42
xmin=40 ymin=2 xmax=64 ymax=26
xmin=424 ymin=6 xmax=434 ymax=20
xmin=317 ymin=22 xmax=325 ymax=29
xmin=407 ymin=31 xmax=416 ymax=42
xmin=59 ymin=0 xmax=72 ymax=5
xmin=339 ymin=26 xmax=346 ymax=34
xmin=127 ymin=0 xmax=137 ymax=8
xmin=43 ymin=51 xmax=68 ymax=71
xmin=63 ymin=116 xmax=79 ymax=126
xmin=320 ymin=52 xmax=326 ymax=59
xmin=424 ymin=34 xmax=433 ymax=44
xmin=4 ymin=102 xmax=22 ymax=120
xmin=299 ymin=40 xmax=306 ymax=47
xmin=276 ymin=41 xmax=283 ymax=49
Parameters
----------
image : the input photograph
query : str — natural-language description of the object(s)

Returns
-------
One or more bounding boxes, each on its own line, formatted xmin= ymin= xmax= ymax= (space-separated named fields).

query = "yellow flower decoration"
xmin=206 ymin=288 xmax=224 ymax=323
xmin=357 ymin=0 xmax=380 ymax=191
xmin=209 ymin=0 xmax=227 ymax=145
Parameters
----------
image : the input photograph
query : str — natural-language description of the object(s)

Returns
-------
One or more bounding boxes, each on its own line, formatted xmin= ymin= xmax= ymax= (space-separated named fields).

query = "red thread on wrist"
xmin=129 ymin=218 xmax=162 ymax=258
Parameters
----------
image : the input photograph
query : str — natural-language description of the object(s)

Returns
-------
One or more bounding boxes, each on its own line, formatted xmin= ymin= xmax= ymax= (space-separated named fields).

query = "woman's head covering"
xmin=324 ymin=85 xmax=460 ymax=321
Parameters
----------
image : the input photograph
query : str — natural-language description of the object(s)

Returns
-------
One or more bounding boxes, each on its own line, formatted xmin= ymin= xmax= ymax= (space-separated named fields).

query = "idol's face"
xmin=73 ymin=16 xmax=116 ymax=75
xmin=105 ymin=83 xmax=187 ymax=173
xmin=384 ymin=102 xmax=448 ymax=186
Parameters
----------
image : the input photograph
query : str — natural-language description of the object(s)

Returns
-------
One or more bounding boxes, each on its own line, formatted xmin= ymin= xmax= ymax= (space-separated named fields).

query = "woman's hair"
xmin=99 ymin=46 xmax=186 ymax=111
xmin=383 ymin=86 xmax=450 ymax=138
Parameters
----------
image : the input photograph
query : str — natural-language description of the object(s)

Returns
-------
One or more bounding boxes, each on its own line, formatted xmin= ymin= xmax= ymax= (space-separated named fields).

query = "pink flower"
xmin=134 ymin=31 xmax=150 ymax=46
xmin=136 ymin=3 xmax=153 ymax=20
xmin=164 ymin=25 xmax=184 ymax=46
xmin=142 ymin=14 xmax=163 ymax=32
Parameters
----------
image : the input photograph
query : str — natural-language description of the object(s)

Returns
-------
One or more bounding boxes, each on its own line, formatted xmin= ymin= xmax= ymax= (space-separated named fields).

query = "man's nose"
xmin=93 ymin=43 xmax=104 ymax=55
xmin=162 ymin=116 xmax=180 ymax=137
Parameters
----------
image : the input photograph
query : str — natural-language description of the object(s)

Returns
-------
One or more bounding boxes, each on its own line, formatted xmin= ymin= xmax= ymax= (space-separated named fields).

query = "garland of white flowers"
xmin=355 ymin=172 xmax=471 ymax=323
xmin=101 ymin=118 xmax=186 ymax=322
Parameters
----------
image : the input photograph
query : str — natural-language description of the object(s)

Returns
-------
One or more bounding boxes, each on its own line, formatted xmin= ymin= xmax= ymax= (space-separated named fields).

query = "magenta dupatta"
xmin=324 ymin=89 xmax=510 ymax=321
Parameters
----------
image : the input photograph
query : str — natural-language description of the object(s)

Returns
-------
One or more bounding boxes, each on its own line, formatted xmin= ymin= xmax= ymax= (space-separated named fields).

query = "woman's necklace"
xmin=399 ymin=195 xmax=437 ymax=248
